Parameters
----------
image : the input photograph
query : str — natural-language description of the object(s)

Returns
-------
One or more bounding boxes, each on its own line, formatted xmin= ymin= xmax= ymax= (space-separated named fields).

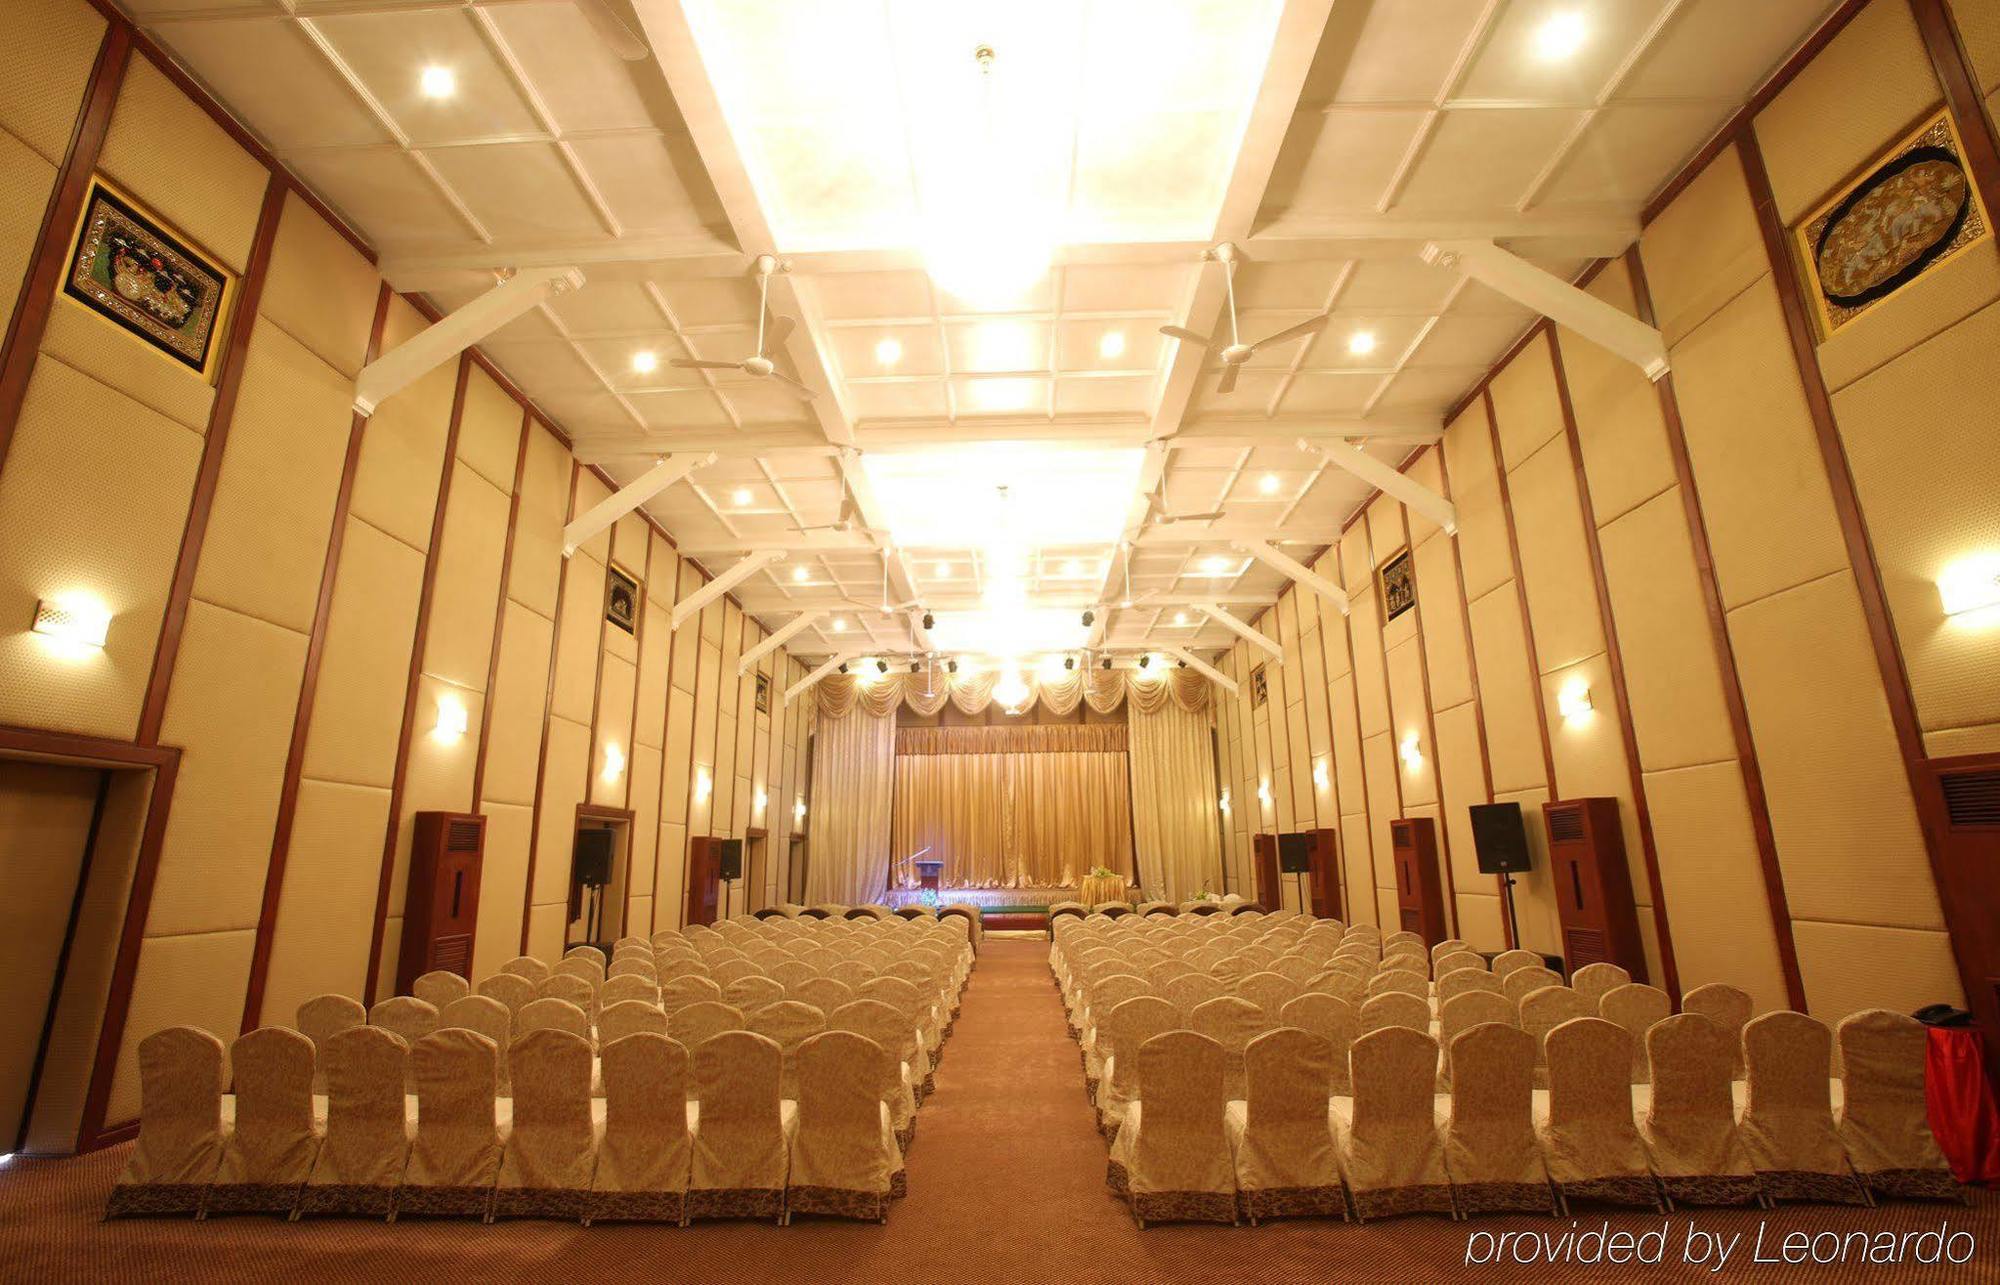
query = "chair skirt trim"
xmin=1129 ymin=1189 xmax=1237 ymax=1225
xmin=587 ymin=1189 xmax=687 ymax=1223
xmin=489 ymin=1186 xmax=591 ymax=1220
xmin=1757 ymin=1168 xmax=1869 ymax=1205
xmin=1857 ymin=1166 xmax=1961 ymax=1202
xmin=1238 ymin=1183 xmax=1348 ymax=1221
xmin=1105 ymin=1158 xmax=1129 ymax=1196
xmin=685 ymin=1186 xmax=784 ymax=1221
xmin=296 ymin=1183 xmax=397 ymax=1218
xmin=395 ymin=1184 xmax=495 ymax=1219
xmin=203 ymin=1181 xmax=306 ymax=1217
xmin=890 ymin=1167 xmax=907 ymax=1199
xmin=1659 ymin=1173 xmax=1764 ymax=1207
xmin=1351 ymin=1182 xmax=1455 ymax=1221
xmin=1557 ymin=1174 xmax=1662 ymax=1209
xmin=787 ymin=1184 xmax=889 ymax=1222
xmin=105 ymin=1182 xmax=209 ymax=1218
xmin=1451 ymin=1180 xmax=1555 ymax=1216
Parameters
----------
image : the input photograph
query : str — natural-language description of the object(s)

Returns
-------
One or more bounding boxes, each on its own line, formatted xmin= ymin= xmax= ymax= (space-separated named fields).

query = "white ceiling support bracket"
xmin=1136 ymin=523 xmax=1343 ymax=547
xmin=353 ymin=266 xmax=583 ymax=415
xmin=739 ymin=609 xmax=825 ymax=675
xmin=563 ymin=451 xmax=715 ymax=557
xmin=1420 ymin=239 xmax=1667 ymax=381
xmin=784 ymin=649 xmax=863 ymax=706
xmin=1160 ymin=645 xmax=1239 ymax=695
xmin=1297 ymin=437 xmax=1458 ymax=536
xmin=1198 ymin=603 xmax=1283 ymax=662
xmin=670 ymin=549 xmax=784 ymax=632
xmin=1235 ymin=539 xmax=1349 ymax=616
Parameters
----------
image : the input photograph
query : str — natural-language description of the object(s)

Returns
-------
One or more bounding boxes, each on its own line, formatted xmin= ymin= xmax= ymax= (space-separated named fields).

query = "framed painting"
xmin=63 ymin=176 xmax=236 ymax=382
xmin=754 ymin=672 xmax=770 ymax=714
xmin=1250 ymin=663 xmax=1268 ymax=708
xmin=1793 ymin=109 xmax=1990 ymax=338
xmin=604 ymin=565 xmax=638 ymax=634
xmin=1380 ymin=549 xmax=1416 ymax=622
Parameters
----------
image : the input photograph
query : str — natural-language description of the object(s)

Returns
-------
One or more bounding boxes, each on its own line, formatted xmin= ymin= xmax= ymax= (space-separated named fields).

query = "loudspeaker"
xmin=1470 ymin=802 xmax=1533 ymax=875
xmin=717 ymin=838 xmax=744 ymax=881
xmin=573 ymin=829 xmax=614 ymax=887
xmin=1277 ymin=832 xmax=1311 ymax=874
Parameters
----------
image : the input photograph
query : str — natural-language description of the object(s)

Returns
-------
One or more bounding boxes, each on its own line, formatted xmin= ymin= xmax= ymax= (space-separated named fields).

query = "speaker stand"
xmin=1292 ymin=871 xmax=1305 ymax=916
xmin=1500 ymin=872 xmax=1522 ymax=951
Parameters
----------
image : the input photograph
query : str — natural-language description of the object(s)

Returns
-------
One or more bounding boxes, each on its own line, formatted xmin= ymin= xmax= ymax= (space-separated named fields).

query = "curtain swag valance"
xmin=895 ymin=722 xmax=1129 ymax=756
xmin=814 ymin=666 xmax=1210 ymax=721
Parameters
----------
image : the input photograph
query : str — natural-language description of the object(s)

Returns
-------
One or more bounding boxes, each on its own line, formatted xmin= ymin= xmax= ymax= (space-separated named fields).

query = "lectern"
xmin=914 ymin=858 xmax=944 ymax=893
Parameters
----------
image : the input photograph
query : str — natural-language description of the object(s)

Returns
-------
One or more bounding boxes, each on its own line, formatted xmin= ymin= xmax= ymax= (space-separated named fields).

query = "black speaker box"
xmin=717 ymin=838 xmax=744 ymax=881
xmin=1470 ymin=802 xmax=1533 ymax=875
xmin=1278 ymin=832 xmax=1311 ymax=874
xmin=573 ymin=829 xmax=614 ymax=887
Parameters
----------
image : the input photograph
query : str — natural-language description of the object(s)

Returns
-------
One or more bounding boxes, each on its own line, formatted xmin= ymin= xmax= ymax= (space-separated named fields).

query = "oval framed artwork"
xmin=1793 ymin=110 xmax=1991 ymax=337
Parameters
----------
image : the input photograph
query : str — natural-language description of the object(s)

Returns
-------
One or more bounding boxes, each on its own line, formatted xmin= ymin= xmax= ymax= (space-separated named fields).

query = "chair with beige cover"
xmin=600 ymin=973 xmax=658 ymax=1010
xmin=1492 ymin=949 xmax=1542 ymax=978
xmin=514 ymin=996 xmax=590 ymax=1044
xmin=748 ymin=1000 xmax=828 ymax=1102
xmin=1682 ymin=983 xmax=1753 ymax=1075
xmin=1437 ymin=968 xmax=1502 ymax=1004
xmin=1226 ymin=1028 xmax=1344 ymax=1222
xmin=659 ymin=974 xmax=723 ymax=1016
xmin=1444 ymin=1022 xmax=1554 ymax=1215
xmin=476 ymin=972 xmax=535 ymax=1020
xmin=1639 ymin=1014 xmax=1762 ymax=1207
xmin=1433 ymin=951 xmax=1484 ymax=981
xmin=1279 ymin=993 xmax=1359 ymax=1095
xmin=538 ymin=972 xmax=597 ymax=1016
xmin=370 ymin=997 xmax=439 ymax=1093
xmin=671 ymin=1000 xmax=747 ymax=1053
xmin=297 ymin=994 xmax=365 ymax=1094
xmin=1095 ymin=996 xmax=1181 ymax=1139
xmin=1105 ymin=1031 xmax=1237 ymax=1226
xmin=1537 ymin=1017 xmax=1661 ymax=1212
xmin=1570 ymin=962 xmax=1630 ymax=1011
xmin=299 ymin=1026 xmax=411 ymax=1219
xmin=1366 ymin=969 xmax=1428 ymax=1001
xmin=564 ymin=945 xmax=607 ymax=968
xmin=1520 ymin=985 xmax=1593 ymax=1085
xmin=591 ymin=1033 xmax=693 ymax=1224
xmin=1383 ymin=931 xmax=1423 ymax=951
xmin=723 ymin=974 xmax=786 ymax=1013
xmin=687 ymin=1030 xmax=792 ymax=1222
xmin=1337 ymin=1026 xmax=1452 ymax=1221
xmin=1236 ymin=970 xmax=1300 ymax=1021
xmin=599 ymin=998 xmax=670 ymax=1048
xmin=1738 ymin=1011 xmax=1866 ymax=1204
xmin=606 ymin=958 xmax=656 ymax=983
xmin=793 ymin=976 xmax=855 ymax=1017
xmin=1501 ymin=965 xmax=1563 ymax=1005
xmin=1359 ymin=991 xmax=1430 ymax=1036
xmin=1834 ymin=1010 xmax=1959 ymax=1203
xmin=1188 ymin=996 xmax=1268 ymax=1102
xmin=500 ymin=955 xmax=551 ymax=984
xmin=398 ymin=1029 xmax=502 ymax=1218
xmin=786 ymin=1031 xmax=900 ymax=1223
xmin=829 ymin=999 xmax=918 ymax=1158
xmin=1164 ymin=972 xmax=1223 ymax=1015
xmin=1600 ymin=983 xmax=1672 ymax=1083
xmin=492 ymin=1028 xmax=597 ymax=1220
xmin=1437 ymin=989 xmax=1516 ymax=1090
xmin=105 ymin=1027 xmax=230 ymax=1218
xmin=207 ymin=1027 xmax=320 ymax=1217
xmin=413 ymin=970 xmax=470 ymax=1010
xmin=436 ymin=994 xmax=513 ymax=1093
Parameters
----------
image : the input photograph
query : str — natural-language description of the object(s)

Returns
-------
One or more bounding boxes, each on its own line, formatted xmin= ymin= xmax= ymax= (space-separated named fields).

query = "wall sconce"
xmin=1312 ymin=759 xmax=1329 ymax=790
xmin=1399 ymin=733 xmax=1423 ymax=772
xmin=1557 ymin=680 xmax=1594 ymax=721
xmin=31 ymin=593 xmax=111 ymax=653
xmin=694 ymin=768 xmax=712 ymax=801
xmin=1256 ymin=780 xmax=1272 ymax=806
xmin=1219 ymin=788 xmax=1231 ymax=814
xmin=433 ymin=695 xmax=469 ymax=741
xmin=794 ymin=797 xmax=807 ymax=822
xmin=1938 ymin=552 xmax=2000 ymax=619
xmin=753 ymin=787 xmax=767 ymax=811
xmin=602 ymin=743 xmax=625 ymax=781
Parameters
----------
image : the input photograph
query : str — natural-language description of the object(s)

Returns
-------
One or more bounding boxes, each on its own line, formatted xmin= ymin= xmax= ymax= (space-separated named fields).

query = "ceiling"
xmin=127 ymin=0 xmax=1838 ymax=666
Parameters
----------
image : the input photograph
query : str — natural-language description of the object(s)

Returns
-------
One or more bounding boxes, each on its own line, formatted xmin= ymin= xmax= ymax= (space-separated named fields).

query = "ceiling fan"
xmin=574 ymin=0 xmax=650 ymax=60
xmin=1142 ymin=493 xmax=1225 ymax=526
xmin=799 ymin=498 xmax=858 ymax=534
xmin=1159 ymin=242 xmax=1329 ymax=394
xmin=671 ymin=256 xmax=816 ymax=402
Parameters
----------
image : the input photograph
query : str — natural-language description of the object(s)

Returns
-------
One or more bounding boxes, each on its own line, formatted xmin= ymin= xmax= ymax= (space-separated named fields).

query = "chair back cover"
xmin=496 ymin=1027 xmax=596 ymax=1209
xmin=403 ymin=1029 xmax=502 ymax=1211
xmin=476 ymin=972 xmax=535 ymax=1018
xmin=1444 ymin=1022 xmax=1547 ymax=1210
xmin=599 ymin=998 xmax=671 ymax=1047
xmin=1600 ymin=983 xmax=1671 ymax=1083
xmin=1278 ymin=993 xmax=1359 ymax=1095
xmin=1835 ymin=1009 xmax=1955 ymax=1195
xmin=1682 ymin=983 xmax=1753 ymax=1074
xmin=690 ymin=1030 xmax=788 ymax=1199
xmin=297 ymin=993 xmax=365 ymax=1093
xmin=1358 ymin=990 xmax=1430 ymax=1035
xmin=413 ymin=970 xmax=470 ymax=1010
xmin=114 ymin=1026 xmax=229 ymax=1198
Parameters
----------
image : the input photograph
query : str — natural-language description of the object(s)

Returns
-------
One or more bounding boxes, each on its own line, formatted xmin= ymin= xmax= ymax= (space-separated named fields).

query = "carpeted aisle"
xmin=0 ymin=940 xmax=1992 ymax=1283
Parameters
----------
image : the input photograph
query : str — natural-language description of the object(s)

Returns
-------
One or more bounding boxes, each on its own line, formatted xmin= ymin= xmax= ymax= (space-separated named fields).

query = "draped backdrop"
xmin=807 ymin=668 xmax=1223 ymax=903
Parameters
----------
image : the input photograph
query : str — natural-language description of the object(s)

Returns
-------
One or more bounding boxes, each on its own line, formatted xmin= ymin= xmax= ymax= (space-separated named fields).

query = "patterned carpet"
xmin=0 ymin=940 xmax=1991 ymax=1284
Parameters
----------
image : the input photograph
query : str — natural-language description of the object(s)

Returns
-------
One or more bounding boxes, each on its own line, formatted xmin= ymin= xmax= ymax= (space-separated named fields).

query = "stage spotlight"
xmin=1081 ymin=609 xmax=1095 ymax=627
xmin=876 ymin=658 xmax=889 ymax=674
xmin=1064 ymin=655 xmax=1075 ymax=670
xmin=922 ymin=611 xmax=935 ymax=630
xmin=1138 ymin=654 xmax=1151 ymax=668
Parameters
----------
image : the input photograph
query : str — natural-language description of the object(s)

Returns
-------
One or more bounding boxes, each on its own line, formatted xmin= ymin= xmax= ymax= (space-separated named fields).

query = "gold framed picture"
xmin=604 ymin=565 xmax=638 ymax=634
xmin=1793 ymin=109 xmax=1990 ymax=338
xmin=1250 ymin=663 xmax=1268 ymax=708
xmin=1380 ymin=549 xmax=1415 ymax=622
xmin=63 ymin=175 xmax=237 ymax=383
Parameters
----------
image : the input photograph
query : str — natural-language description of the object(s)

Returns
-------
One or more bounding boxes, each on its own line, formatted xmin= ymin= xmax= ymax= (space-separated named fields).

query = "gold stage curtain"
xmin=817 ymin=667 xmax=1207 ymax=719
xmin=889 ymin=724 xmax=1133 ymax=889
xmin=1126 ymin=692 xmax=1223 ymax=903
xmin=805 ymin=696 xmax=895 ymax=905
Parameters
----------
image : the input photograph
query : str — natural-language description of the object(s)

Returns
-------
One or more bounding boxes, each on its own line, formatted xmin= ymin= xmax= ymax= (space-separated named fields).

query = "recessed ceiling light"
xmin=1203 ymin=555 xmax=1232 ymax=575
xmin=875 ymin=337 xmax=902 ymax=367
xmin=1348 ymin=331 xmax=1377 ymax=356
xmin=1062 ymin=558 xmax=1083 ymax=578
xmin=935 ymin=560 xmax=953 ymax=578
xmin=1259 ymin=472 xmax=1280 ymax=495
xmin=731 ymin=487 xmax=752 ymax=507
xmin=1173 ymin=610 xmax=1188 ymax=626
xmin=791 ymin=564 xmax=810 ymax=583
xmin=831 ymin=617 xmax=847 ymax=633
xmin=419 ymin=65 xmax=456 ymax=99
xmin=1098 ymin=330 xmax=1126 ymax=360
xmin=1535 ymin=11 xmax=1587 ymax=60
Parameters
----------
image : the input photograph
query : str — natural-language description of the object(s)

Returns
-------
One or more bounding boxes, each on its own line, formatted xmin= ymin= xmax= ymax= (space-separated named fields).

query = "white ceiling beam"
xmin=570 ymin=432 xmax=841 ymax=464
xmin=1254 ymin=212 xmax=1639 ymax=259
xmin=783 ymin=648 xmax=863 ymax=706
xmin=1235 ymin=539 xmax=1349 ymax=616
xmin=738 ymin=610 xmax=824 ymax=675
xmin=354 ymin=265 xmax=582 ymax=414
xmin=669 ymin=550 xmax=783 ymax=631
xmin=1160 ymin=644 xmax=1240 ymax=695
xmin=1198 ymin=604 xmax=1284 ymax=661
xmin=674 ymin=532 xmax=877 ymax=556
xmin=1170 ymin=419 xmax=1443 ymax=446
xmin=1296 ymin=437 xmax=1458 ymax=534
xmin=729 ymin=591 xmax=1277 ymax=614
xmin=1135 ymin=524 xmax=1342 ymax=547
xmin=1420 ymin=239 xmax=1668 ymax=380
xmin=562 ymin=451 xmax=714 ymax=556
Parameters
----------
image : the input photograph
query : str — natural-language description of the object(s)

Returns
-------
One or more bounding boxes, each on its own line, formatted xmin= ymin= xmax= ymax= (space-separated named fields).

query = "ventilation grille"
xmin=1940 ymin=770 xmax=2000 ymax=828
xmin=429 ymin=933 xmax=472 ymax=976
xmin=1390 ymin=820 xmax=1413 ymax=850
xmin=446 ymin=818 xmax=483 ymax=852
xmin=1547 ymin=805 xmax=1585 ymax=844
xmin=1399 ymin=908 xmax=1422 ymax=933
xmin=1564 ymin=927 xmax=1607 ymax=967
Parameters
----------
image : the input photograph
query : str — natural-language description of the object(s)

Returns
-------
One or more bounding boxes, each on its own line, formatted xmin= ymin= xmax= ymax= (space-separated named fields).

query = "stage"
xmin=884 ymin=885 xmax=1085 ymax=931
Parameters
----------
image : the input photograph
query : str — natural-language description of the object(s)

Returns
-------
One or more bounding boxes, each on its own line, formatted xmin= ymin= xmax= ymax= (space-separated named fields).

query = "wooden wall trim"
xmin=1624 ymin=244 xmax=1808 ymax=1010
xmin=1336 ymin=594 xmax=1385 ymax=926
xmin=1397 ymin=499 xmax=1464 ymax=941
xmin=674 ymin=583 xmax=713 ymax=932
xmin=469 ymin=409 xmax=533 ymax=811
xmin=136 ymin=176 xmax=287 ymax=746
xmin=519 ymin=459 xmax=581 ymax=953
xmin=1480 ymin=384 xmax=1562 ymax=791
xmin=0 ymin=24 xmax=128 ymax=481
xmin=1912 ymin=0 xmax=2000 ymax=220
xmin=239 ymin=281 xmax=392 ymax=1033
xmin=621 ymin=535 xmax=652 ymax=813
xmin=648 ymin=551 xmax=687 ymax=936
xmin=18 ymin=768 xmax=110 ymax=1154
xmin=1545 ymin=329 xmax=1681 ymax=999
xmin=362 ymin=355 xmax=470 ymax=1003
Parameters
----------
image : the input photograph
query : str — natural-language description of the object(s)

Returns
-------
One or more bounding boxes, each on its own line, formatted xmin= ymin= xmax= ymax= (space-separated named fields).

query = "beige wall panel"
xmin=647 ymin=535 xmax=678 ymax=598
xmin=589 ymin=655 xmax=636 ymax=806
xmin=1926 ymin=723 xmax=2000 ymax=758
xmin=1541 ymin=652 xmax=1650 ymax=906
xmin=1641 ymin=760 xmax=1789 ymax=1014
xmin=699 ymin=596 xmax=722 ymax=647
xmin=548 ymin=553 xmax=604 ymax=726
xmin=470 ymin=800 xmax=532 ymax=980
xmin=0 ymin=360 xmax=199 ymax=738
xmin=1562 ymin=270 xmax=1676 ymax=525
xmin=1638 ymin=148 xmax=1766 ymax=347
xmin=1383 ymin=636 xmax=1434 ymax=806
xmin=530 ymin=715 xmax=590 ymax=906
xmin=1432 ymin=701 xmax=1494 ymax=934
xmin=258 ymin=778 xmax=389 ymax=1026
xmin=1791 ymin=921 xmax=1965 ymax=1023
xmin=525 ymin=901 xmax=565 ymax=964
xmin=1348 ymin=593 xmax=1390 ymax=737
xmin=633 ymin=600 xmax=671 ymax=749
xmin=668 ymin=570 xmax=701 ymax=694
xmin=1956 ymin=0 xmax=2000 ymax=92
xmin=1492 ymin=785 xmax=1559 ymax=956
xmin=1278 ymin=593 xmax=1302 ymax=653
xmin=1596 ymin=489 xmax=1738 ymax=771
xmin=1833 ymin=297 xmax=2000 ymax=737
xmin=507 ymin=434 xmax=569 ymax=618
xmin=382 ymin=674 xmax=482 ymax=921
xmin=191 ymin=323 xmax=350 ymax=634
xmin=347 ymin=302 xmax=452 ymax=553
xmin=1728 ymin=571 xmax=1944 ymax=930
xmin=1273 ymin=765 xmax=1295 ymax=832
xmin=1443 ymin=403 xmax=1512 ymax=601
xmin=1754 ymin=0 xmax=1941 ymax=225
xmin=1671 ymin=276 xmax=1851 ymax=610
xmin=604 ymin=598 xmax=639 ymax=667
xmin=1361 ymin=732 xmax=1400 ymax=894
xmin=1455 ymin=891 xmax=1506 ymax=954
xmin=1465 ymin=586 xmax=1546 ymax=794
xmin=626 ymin=742 xmax=663 ymax=900
xmin=1338 ymin=813 xmax=1374 ymax=926
xmin=570 ymin=470 xmax=612 ymax=564
xmin=96 ymin=58 xmax=267 ymax=272
xmin=301 ymin=517 xmax=422 ymax=788
xmin=1285 ymin=697 xmax=1312 ymax=819
xmin=611 ymin=512 xmax=647 ymax=575
xmin=1817 ymin=235 xmax=2000 ymax=394
xmin=0 ymin=0 xmax=104 ymax=164
xmin=661 ymin=685 xmax=695 ymax=826
xmin=455 ymin=367 xmax=522 ymax=493
xmin=656 ymin=820 xmax=688 ymax=931
xmin=715 ymin=714 xmax=739 ymax=831
xmin=1488 ymin=331 xmax=1564 ymax=468
xmin=258 ymin=194 xmax=376 ymax=377
xmin=479 ymin=600 xmax=553 ymax=808
xmin=1411 ymin=534 xmax=1471 ymax=709
xmin=2 ymin=138 xmax=50 ymax=345
xmin=1365 ymin=495 xmax=1405 ymax=578
xmin=41 ymin=299 xmax=215 ymax=435
xmin=1338 ymin=530 xmax=1373 ymax=593
xmin=1507 ymin=439 xmax=1604 ymax=674
xmin=107 ymin=928 xmax=254 ymax=1125
xmin=151 ymin=602 xmax=305 ymax=935
xmin=423 ymin=464 xmax=508 ymax=692
xmin=1404 ymin=449 xmax=1446 ymax=544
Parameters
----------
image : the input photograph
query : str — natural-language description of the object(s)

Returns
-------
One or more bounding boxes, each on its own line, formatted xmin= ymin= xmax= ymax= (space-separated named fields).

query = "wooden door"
xmin=1252 ymin=833 xmax=1280 ymax=909
xmin=684 ymin=836 xmax=719 ymax=927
